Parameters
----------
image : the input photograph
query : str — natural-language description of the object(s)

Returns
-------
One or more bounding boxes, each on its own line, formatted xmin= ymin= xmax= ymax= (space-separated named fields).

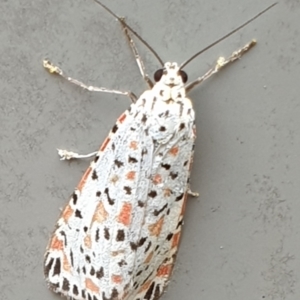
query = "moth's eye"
xmin=154 ymin=69 xmax=164 ymax=82
xmin=179 ymin=70 xmax=188 ymax=83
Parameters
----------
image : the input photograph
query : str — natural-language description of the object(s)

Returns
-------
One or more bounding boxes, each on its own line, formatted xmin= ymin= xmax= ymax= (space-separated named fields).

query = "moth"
xmin=43 ymin=1 xmax=276 ymax=300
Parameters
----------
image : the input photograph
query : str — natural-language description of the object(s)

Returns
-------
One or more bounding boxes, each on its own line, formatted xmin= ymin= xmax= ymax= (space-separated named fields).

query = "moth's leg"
xmin=188 ymin=189 xmax=199 ymax=197
xmin=43 ymin=60 xmax=137 ymax=103
xmin=120 ymin=18 xmax=154 ymax=89
xmin=186 ymin=40 xmax=256 ymax=93
xmin=57 ymin=149 xmax=98 ymax=160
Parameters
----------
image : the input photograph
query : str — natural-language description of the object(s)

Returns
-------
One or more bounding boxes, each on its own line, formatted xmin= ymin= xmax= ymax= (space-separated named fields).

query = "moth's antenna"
xmin=93 ymin=0 xmax=164 ymax=66
xmin=180 ymin=3 xmax=277 ymax=69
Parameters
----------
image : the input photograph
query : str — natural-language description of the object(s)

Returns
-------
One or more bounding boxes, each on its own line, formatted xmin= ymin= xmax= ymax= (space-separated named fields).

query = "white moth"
xmin=43 ymin=2 xmax=276 ymax=300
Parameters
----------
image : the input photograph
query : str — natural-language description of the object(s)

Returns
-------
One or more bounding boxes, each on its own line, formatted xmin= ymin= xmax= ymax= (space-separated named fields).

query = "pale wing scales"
xmin=45 ymin=62 xmax=196 ymax=300
xmin=44 ymin=104 xmax=154 ymax=300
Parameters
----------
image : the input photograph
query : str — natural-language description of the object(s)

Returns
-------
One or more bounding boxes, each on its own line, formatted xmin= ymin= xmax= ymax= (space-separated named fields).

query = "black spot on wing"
xmin=111 ymin=288 xmax=119 ymax=298
xmin=53 ymin=258 xmax=61 ymax=276
xmin=62 ymin=278 xmax=70 ymax=291
xmin=104 ymin=188 xmax=115 ymax=205
xmin=170 ymin=172 xmax=178 ymax=179
xmin=130 ymin=242 xmax=138 ymax=251
xmin=138 ymin=237 xmax=147 ymax=247
xmin=85 ymin=255 xmax=91 ymax=264
xmin=92 ymin=170 xmax=98 ymax=180
xmin=153 ymin=203 xmax=168 ymax=216
xmin=104 ymin=227 xmax=110 ymax=240
xmin=141 ymin=114 xmax=147 ymax=123
xmin=44 ymin=257 xmax=54 ymax=277
xmin=116 ymin=229 xmax=125 ymax=242
xmin=95 ymin=228 xmax=100 ymax=242
xmin=128 ymin=156 xmax=138 ymax=163
xmin=154 ymin=284 xmax=161 ymax=298
xmin=114 ymin=159 xmax=124 ymax=168
xmin=124 ymin=186 xmax=132 ymax=195
xmin=118 ymin=260 xmax=127 ymax=267
xmin=176 ymin=193 xmax=184 ymax=201
xmin=75 ymin=209 xmax=83 ymax=218
xmin=138 ymin=200 xmax=145 ymax=207
xmin=90 ymin=266 xmax=95 ymax=276
xmin=70 ymin=249 xmax=74 ymax=266
xmin=166 ymin=233 xmax=173 ymax=241
xmin=145 ymin=241 xmax=152 ymax=253
xmin=96 ymin=267 xmax=104 ymax=279
xmin=176 ymin=219 xmax=183 ymax=229
xmin=148 ymin=190 xmax=157 ymax=198
xmin=72 ymin=192 xmax=78 ymax=205
xmin=111 ymin=124 xmax=118 ymax=133
xmin=161 ymin=163 xmax=171 ymax=170
xmin=144 ymin=282 xmax=155 ymax=300
xmin=73 ymin=284 xmax=79 ymax=296
xmin=60 ymin=230 xmax=67 ymax=246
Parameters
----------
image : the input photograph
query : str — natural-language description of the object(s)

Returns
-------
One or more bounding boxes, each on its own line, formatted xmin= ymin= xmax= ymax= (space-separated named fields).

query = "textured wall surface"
xmin=0 ymin=0 xmax=299 ymax=299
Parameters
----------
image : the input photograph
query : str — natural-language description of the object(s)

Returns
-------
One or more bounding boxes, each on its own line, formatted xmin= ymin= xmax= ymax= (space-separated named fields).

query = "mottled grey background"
xmin=0 ymin=0 xmax=299 ymax=299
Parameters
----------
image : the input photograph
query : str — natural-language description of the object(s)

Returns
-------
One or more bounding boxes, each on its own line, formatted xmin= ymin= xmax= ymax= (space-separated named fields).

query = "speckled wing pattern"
xmin=44 ymin=62 xmax=196 ymax=300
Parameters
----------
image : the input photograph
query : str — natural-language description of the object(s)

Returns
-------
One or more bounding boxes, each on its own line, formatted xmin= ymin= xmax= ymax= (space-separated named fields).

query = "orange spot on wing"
xmin=126 ymin=171 xmax=136 ymax=180
xmin=148 ymin=216 xmax=164 ymax=237
xmin=84 ymin=234 xmax=92 ymax=249
xmin=118 ymin=113 xmax=127 ymax=123
xmin=49 ymin=236 xmax=63 ymax=251
xmin=111 ymin=274 xmax=123 ymax=284
xmin=63 ymin=253 xmax=72 ymax=273
xmin=157 ymin=264 xmax=172 ymax=277
xmin=111 ymin=250 xmax=125 ymax=256
xmin=138 ymin=280 xmax=151 ymax=293
xmin=169 ymin=146 xmax=179 ymax=156
xmin=117 ymin=202 xmax=132 ymax=226
xmin=153 ymin=174 xmax=162 ymax=185
xmin=129 ymin=141 xmax=138 ymax=150
xmin=77 ymin=167 xmax=92 ymax=192
xmin=144 ymin=251 xmax=153 ymax=264
xmin=172 ymin=232 xmax=181 ymax=249
xmin=163 ymin=188 xmax=172 ymax=197
xmin=92 ymin=201 xmax=108 ymax=224
xmin=110 ymin=174 xmax=119 ymax=184
xmin=100 ymin=137 xmax=110 ymax=151
xmin=85 ymin=278 xmax=99 ymax=294
xmin=62 ymin=204 xmax=74 ymax=222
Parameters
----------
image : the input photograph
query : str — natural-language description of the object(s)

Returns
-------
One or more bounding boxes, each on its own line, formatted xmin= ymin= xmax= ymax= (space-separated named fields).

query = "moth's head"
xmin=153 ymin=62 xmax=188 ymax=87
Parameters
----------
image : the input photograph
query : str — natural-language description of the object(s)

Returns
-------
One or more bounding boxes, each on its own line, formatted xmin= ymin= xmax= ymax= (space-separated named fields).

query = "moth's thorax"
xmin=153 ymin=62 xmax=186 ymax=101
